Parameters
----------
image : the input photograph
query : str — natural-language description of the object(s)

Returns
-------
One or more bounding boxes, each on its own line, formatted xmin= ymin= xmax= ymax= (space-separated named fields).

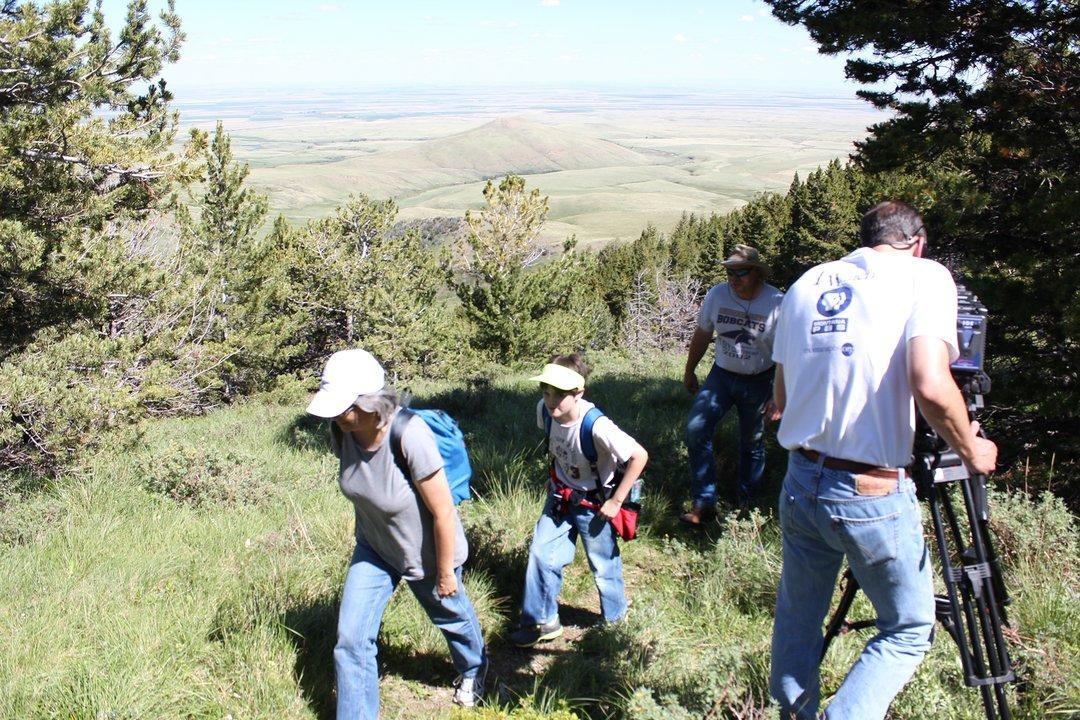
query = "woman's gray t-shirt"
xmin=331 ymin=413 xmax=468 ymax=580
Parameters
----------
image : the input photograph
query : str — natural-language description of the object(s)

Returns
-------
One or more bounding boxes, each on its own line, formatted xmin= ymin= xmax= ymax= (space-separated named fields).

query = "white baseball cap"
xmin=306 ymin=349 xmax=385 ymax=418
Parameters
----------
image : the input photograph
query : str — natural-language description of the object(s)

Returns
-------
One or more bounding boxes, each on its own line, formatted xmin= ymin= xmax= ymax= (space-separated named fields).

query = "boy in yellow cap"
xmin=510 ymin=353 xmax=649 ymax=647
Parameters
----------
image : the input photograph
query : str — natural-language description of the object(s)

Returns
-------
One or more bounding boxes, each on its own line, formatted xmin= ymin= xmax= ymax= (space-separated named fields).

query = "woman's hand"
xmin=598 ymin=497 xmax=623 ymax=521
xmin=436 ymin=570 xmax=458 ymax=598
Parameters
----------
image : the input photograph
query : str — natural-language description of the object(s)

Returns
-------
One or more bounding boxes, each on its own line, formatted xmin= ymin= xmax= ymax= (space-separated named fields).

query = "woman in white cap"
xmin=306 ymin=349 xmax=486 ymax=717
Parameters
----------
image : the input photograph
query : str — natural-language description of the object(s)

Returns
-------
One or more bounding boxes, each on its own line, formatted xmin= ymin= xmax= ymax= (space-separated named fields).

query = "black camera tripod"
xmin=820 ymin=290 xmax=1015 ymax=720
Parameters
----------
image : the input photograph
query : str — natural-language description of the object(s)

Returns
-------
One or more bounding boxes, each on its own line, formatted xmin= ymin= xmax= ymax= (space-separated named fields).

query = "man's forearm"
xmin=910 ymin=338 xmax=978 ymax=467
xmin=684 ymin=331 xmax=709 ymax=374
xmin=915 ymin=381 xmax=978 ymax=462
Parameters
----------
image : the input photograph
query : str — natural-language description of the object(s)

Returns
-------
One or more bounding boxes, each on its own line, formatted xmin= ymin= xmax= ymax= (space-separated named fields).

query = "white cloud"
xmin=758 ymin=8 xmax=769 ymax=16
xmin=740 ymin=14 xmax=755 ymax=22
xmin=540 ymin=0 xmax=560 ymax=6
xmin=481 ymin=20 xmax=520 ymax=29
xmin=317 ymin=3 xmax=342 ymax=12
xmin=673 ymin=33 xmax=687 ymax=43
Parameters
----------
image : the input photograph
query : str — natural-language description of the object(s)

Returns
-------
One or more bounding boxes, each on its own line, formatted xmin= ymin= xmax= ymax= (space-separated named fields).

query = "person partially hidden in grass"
xmin=509 ymin=353 xmax=649 ymax=647
xmin=306 ymin=349 xmax=487 ymax=717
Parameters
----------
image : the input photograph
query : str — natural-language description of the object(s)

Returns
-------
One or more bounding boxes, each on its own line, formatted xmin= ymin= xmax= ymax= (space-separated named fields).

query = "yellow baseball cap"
xmin=529 ymin=363 xmax=585 ymax=391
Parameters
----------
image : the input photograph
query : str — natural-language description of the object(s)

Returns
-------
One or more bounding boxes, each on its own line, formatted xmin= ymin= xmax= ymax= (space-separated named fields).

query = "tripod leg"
xmin=959 ymin=476 xmax=1015 ymax=720
xmin=821 ymin=568 xmax=859 ymax=661
xmin=927 ymin=485 xmax=976 ymax=680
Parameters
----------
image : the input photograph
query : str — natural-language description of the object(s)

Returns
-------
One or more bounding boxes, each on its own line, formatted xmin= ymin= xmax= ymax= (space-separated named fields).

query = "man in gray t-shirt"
xmin=681 ymin=244 xmax=784 ymax=524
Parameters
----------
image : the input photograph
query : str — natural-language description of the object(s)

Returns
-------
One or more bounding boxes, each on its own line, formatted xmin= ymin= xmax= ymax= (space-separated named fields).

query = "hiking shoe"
xmin=452 ymin=661 xmax=486 ymax=707
xmin=509 ymin=618 xmax=563 ymax=647
xmin=678 ymin=504 xmax=715 ymax=527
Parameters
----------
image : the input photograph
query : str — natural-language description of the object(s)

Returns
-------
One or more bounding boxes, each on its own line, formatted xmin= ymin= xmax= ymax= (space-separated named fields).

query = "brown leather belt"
xmin=798 ymin=448 xmax=900 ymax=480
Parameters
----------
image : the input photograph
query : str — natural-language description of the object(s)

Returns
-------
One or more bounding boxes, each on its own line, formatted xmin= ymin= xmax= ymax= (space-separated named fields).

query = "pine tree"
xmin=0 ymin=0 xmax=188 ymax=352
xmin=285 ymin=195 xmax=455 ymax=379
xmin=173 ymin=122 xmax=298 ymax=398
xmin=778 ymin=160 xmax=863 ymax=287
xmin=0 ymin=0 xmax=191 ymax=476
xmin=449 ymin=176 xmax=611 ymax=362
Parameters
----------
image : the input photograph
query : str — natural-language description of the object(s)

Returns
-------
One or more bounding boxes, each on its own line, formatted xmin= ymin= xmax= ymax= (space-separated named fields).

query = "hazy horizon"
xmin=99 ymin=0 xmax=863 ymax=97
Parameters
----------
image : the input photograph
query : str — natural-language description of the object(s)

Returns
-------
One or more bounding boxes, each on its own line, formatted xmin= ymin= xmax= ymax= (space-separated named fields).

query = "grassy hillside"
xmin=1 ymin=351 xmax=1075 ymax=719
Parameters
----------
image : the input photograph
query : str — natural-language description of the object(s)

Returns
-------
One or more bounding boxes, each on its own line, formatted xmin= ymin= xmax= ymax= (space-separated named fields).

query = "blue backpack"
xmin=390 ymin=408 xmax=472 ymax=505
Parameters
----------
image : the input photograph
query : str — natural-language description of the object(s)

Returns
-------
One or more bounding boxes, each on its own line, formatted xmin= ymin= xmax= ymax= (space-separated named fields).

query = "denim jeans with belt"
xmin=769 ymin=450 xmax=935 ymax=720
xmin=686 ymin=364 xmax=773 ymax=508
xmin=334 ymin=538 xmax=486 ymax=720
xmin=520 ymin=495 xmax=627 ymax=626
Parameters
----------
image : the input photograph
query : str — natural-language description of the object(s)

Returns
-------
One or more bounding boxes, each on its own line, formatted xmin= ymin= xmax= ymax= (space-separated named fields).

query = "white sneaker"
xmin=452 ymin=664 xmax=486 ymax=707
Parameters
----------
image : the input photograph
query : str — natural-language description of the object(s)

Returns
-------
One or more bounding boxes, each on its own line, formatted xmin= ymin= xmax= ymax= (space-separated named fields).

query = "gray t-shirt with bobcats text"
xmin=331 ymin=412 xmax=468 ymax=580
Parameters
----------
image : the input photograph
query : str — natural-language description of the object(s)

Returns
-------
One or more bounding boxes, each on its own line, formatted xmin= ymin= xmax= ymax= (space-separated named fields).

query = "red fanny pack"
xmin=550 ymin=476 xmax=641 ymax=542
xmin=609 ymin=501 xmax=641 ymax=541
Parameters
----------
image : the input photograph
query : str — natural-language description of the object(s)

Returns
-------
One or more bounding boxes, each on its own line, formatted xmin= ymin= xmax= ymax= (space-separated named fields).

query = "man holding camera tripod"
xmin=768 ymin=201 xmax=998 ymax=720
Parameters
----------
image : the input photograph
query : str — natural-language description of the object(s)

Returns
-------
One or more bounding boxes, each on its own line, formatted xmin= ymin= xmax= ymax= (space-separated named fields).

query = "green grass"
xmin=0 ymin=350 xmax=1076 ymax=718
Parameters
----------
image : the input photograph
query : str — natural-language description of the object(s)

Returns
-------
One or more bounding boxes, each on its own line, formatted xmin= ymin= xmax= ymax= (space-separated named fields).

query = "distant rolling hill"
xmin=403 ymin=116 xmax=661 ymax=175
xmin=252 ymin=116 xmax=672 ymax=213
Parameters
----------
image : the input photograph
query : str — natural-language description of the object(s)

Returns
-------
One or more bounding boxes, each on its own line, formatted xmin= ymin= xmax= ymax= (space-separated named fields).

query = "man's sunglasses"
xmin=727 ymin=267 xmax=753 ymax=278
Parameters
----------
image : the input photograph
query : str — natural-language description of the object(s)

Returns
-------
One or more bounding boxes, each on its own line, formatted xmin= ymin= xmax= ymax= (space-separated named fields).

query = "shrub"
xmin=139 ymin=442 xmax=267 ymax=507
xmin=283 ymin=194 xmax=471 ymax=379
xmin=0 ymin=328 xmax=142 ymax=479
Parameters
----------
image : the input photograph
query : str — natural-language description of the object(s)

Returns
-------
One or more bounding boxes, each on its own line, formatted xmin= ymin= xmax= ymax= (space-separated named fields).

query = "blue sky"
xmin=100 ymin=0 xmax=857 ymax=95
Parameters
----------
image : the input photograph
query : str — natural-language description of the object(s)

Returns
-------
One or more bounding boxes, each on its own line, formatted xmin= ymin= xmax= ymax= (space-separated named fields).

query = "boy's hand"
xmin=598 ymin=497 xmax=623 ymax=521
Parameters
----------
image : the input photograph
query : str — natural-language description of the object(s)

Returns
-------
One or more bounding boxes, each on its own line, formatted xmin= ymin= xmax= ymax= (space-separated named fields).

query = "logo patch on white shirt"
xmin=816 ymin=286 xmax=853 ymax=316
xmin=812 ymin=318 xmax=849 ymax=334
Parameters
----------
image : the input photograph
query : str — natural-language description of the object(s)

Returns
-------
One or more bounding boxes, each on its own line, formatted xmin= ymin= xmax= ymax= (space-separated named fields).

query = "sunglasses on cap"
xmin=727 ymin=267 xmax=753 ymax=278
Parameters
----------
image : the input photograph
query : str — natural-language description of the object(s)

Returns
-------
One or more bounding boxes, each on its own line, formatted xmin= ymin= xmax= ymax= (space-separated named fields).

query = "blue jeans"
xmin=769 ymin=450 xmax=935 ymax=720
xmin=335 ymin=538 xmax=486 ymax=720
xmin=520 ymin=496 xmax=627 ymax=625
xmin=686 ymin=364 xmax=773 ymax=508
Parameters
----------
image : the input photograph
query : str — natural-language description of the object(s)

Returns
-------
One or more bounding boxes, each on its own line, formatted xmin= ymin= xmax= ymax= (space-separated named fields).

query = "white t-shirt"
xmin=535 ymin=399 xmax=640 ymax=492
xmin=773 ymin=248 xmax=959 ymax=468
xmin=698 ymin=282 xmax=784 ymax=375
